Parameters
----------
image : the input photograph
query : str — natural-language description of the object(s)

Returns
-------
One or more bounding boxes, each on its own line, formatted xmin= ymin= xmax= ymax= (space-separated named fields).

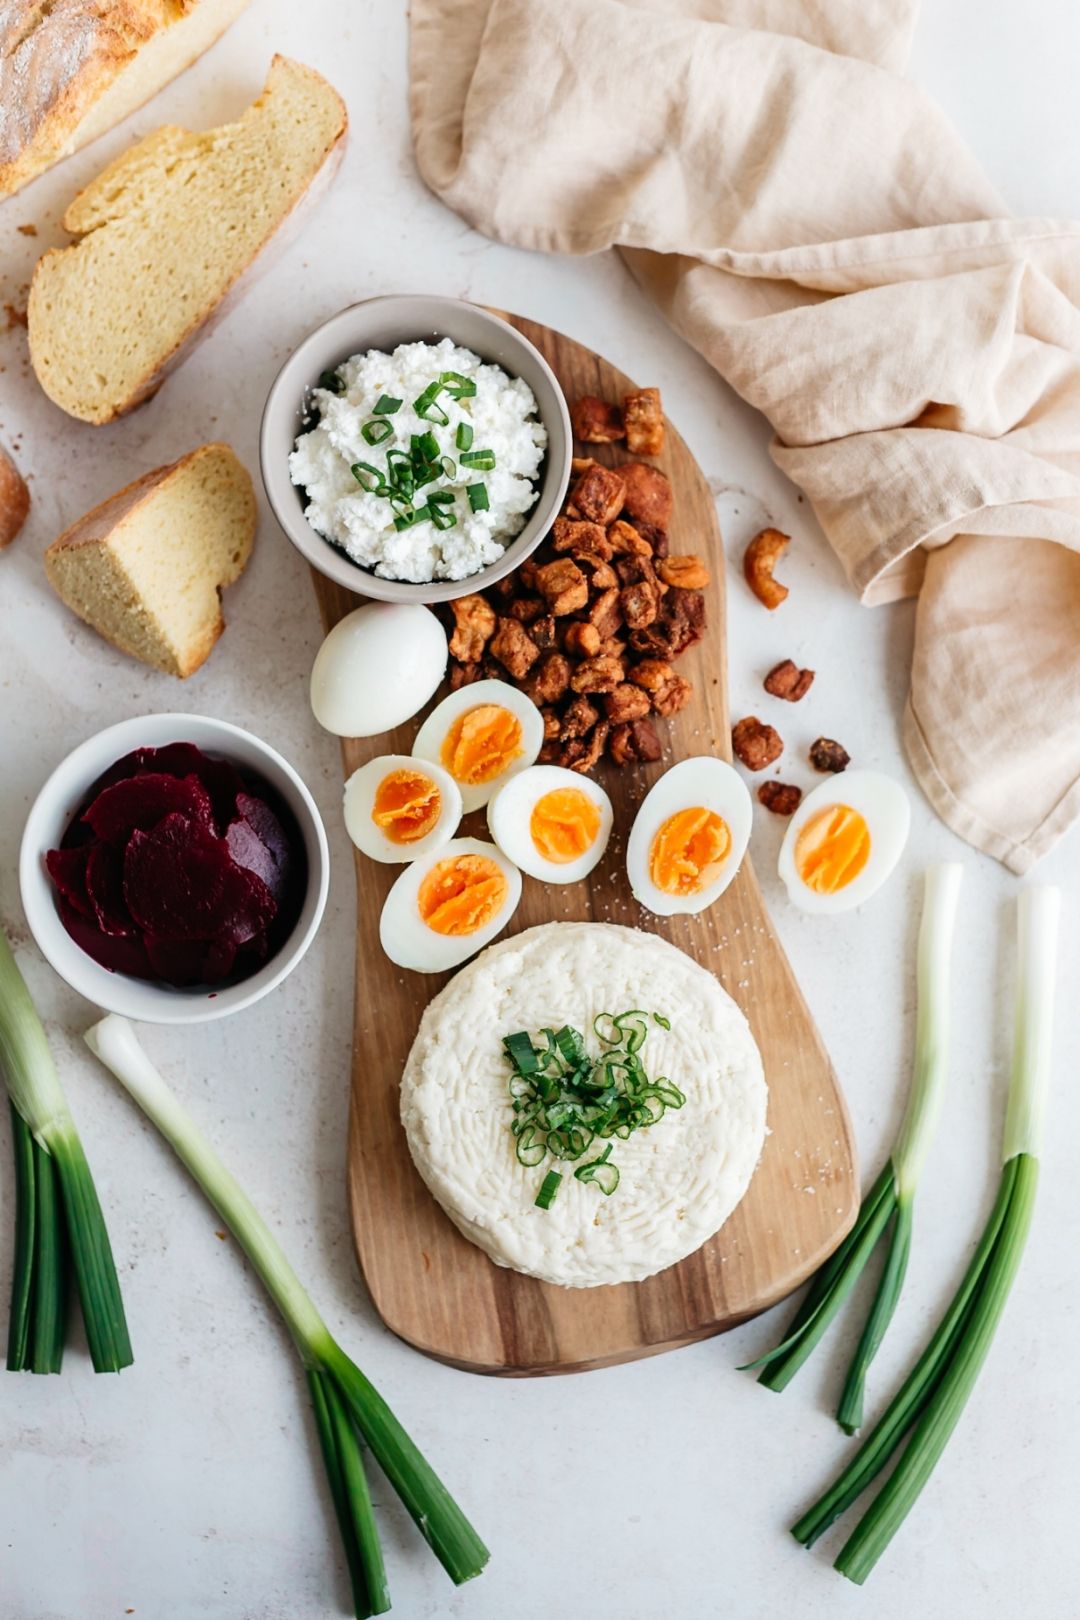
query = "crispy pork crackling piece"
xmin=489 ymin=616 xmax=540 ymax=679
xmin=809 ymin=737 xmax=851 ymax=773
xmin=619 ymin=462 xmax=673 ymax=528
xmin=658 ymin=554 xmax=710 ymax=591
xmin=571 ymin=396 xmax=625 ymax=443
xmin=609 ymin=717 xmax=662 ymax=765
xmin=758 ymin=780 xmax=802 ymax=815
xmin=744 ymin=528 xmax=791 ymax=610
xmin=571 ymin=463 xmax=627 ymax=525
xmin=535 ymin=558 xmax=589 ymax=616
xmin=448 ymin=594 xmax=496 ymax=662
xmin=764 ymin=658 xmax=814 ymax=701
xmin=732 ymin=716 xmax=784 ymax=771
xmin=622 ymin=388 xmax=665 ymax=456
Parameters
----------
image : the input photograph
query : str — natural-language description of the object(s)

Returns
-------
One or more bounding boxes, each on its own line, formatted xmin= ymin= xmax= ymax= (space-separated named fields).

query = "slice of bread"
xmin=28 ymin=55 xmax=347 ymax=424
xmin=0 ymin=0 xmax=253 ymax=202
xmin=44 ymin=443 xmax=255 ymax=677
xmin=0 ymin=446 xmax=30 ymax=547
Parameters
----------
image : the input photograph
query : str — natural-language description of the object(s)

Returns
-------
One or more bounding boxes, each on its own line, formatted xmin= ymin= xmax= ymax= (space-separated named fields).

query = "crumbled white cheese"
xmin=289 ymin=338 xmax=547 ymax=582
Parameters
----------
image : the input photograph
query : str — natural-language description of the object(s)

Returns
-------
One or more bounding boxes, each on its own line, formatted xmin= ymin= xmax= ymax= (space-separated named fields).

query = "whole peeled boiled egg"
xmin=487 ymin=765 xmax=613 ymax=883
xmin=627 ymin=756 xmax=752 ymax=916
xmin=379 ymin=837 xmax=522 ymax=971
xmin=412 ymin=679 xmax=543 ymax=812
xmin=343 ymin=754 xmax=462 ymax=863
xmin=310 ymin=603 xmax=447 ymax=737
xmin=778 ymin=769 xmax=910 ymax=914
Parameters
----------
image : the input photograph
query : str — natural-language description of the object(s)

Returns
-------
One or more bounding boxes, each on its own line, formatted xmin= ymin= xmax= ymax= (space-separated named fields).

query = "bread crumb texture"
xmin=44 ymin=443 xmax=255 ymax=677
xmin=28 ymin=54 xmax=347 ymax=422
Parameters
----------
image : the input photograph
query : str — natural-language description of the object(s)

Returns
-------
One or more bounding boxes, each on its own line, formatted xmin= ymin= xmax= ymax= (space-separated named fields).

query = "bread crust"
xmin=27 ymin=55 xmax=348 ymax=424
xmin=0 ymin=0 xmax=250 ymax=200
xmin=45 ymin=442 xmax=255 ymax=678
xmin=0 ymin=446 xmax=30 ymax=547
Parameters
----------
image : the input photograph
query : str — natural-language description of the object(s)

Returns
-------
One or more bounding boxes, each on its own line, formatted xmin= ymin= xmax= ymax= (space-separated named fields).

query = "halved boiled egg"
xmin=343 ymin=754 xmax=462 ymax=863
xmin=487 ymin=766 xmax=613 ymax=884
xmin=626 ymin=756 xmax=752 ymax=916
xmin=412 ymin=679 xmax=544 ymax=812
xmin=379 ymin=837 xmax=522 ymax=971
xmin=778 ymin=770 xmax=910 ymax=914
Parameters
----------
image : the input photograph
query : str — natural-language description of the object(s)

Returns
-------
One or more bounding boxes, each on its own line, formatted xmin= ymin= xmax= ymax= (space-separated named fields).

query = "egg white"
xmin=626 ymin=757 xmax=752 ymax=917
xmin=343 ymin=754 xmax=463 ymax=864
xmin=487 ymin=766 xmax=613 ymax=884
xmin=412 ymin=679 xmax=544 ymax=811
xmin=310 ymin=603 xmax=447 ymax=737
xmin=778 ymin=769 xmax=910 ymax=915
xmin=379 ymin=837 xmax=523 ymax=972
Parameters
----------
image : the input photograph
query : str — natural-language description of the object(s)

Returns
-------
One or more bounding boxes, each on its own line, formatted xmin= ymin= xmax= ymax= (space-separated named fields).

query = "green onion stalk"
xmin=0 ymin=928 xmax=131 ymax=1374
xmin=84 ymin=1014 xmax=489 ymax=1618
xmin=744 ymin=864 xmax=963 ymax=1431
xmin=792 ymin=883 xmax=1060 ymax=1583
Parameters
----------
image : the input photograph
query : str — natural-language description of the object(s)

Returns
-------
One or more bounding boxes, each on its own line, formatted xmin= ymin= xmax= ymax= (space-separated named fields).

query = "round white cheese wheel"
xmin=400 ymin=921 xmax=767 ymax=1288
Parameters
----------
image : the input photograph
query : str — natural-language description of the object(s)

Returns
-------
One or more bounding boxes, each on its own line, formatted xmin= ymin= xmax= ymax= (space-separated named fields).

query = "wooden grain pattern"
xmin=309 ymin=311 xmax=857 ymax=1375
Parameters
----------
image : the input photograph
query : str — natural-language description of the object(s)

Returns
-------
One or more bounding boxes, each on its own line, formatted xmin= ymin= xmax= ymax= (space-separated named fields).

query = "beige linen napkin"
xmin=411 ymin=0 xmax=1080 ymax=872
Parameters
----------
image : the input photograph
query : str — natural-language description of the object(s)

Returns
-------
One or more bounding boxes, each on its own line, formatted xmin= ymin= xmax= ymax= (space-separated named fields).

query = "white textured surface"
xmin=400 ymin=923 xmax=766 ymax=1287
xmin=1 ymin=3 xmax=1078 ymax=1616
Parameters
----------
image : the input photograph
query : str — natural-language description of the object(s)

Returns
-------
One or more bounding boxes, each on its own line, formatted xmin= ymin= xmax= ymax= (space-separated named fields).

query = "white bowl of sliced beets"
xmin=19 ymin=714 xmax=329 ymax=1024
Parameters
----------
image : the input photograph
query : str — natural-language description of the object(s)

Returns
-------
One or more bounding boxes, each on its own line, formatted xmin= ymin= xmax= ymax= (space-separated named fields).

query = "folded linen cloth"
xmin=410 ymin=0 xmax=1080 ymax=872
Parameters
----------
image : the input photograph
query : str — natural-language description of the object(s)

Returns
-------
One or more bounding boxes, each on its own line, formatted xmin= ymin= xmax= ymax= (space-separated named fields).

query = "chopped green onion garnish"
xmin=456 ymin=423 xmax=474 ymax=451
xmin=430 ymin=505 xmax=457 ymax=532
xmin=318 ymin=370 xmax=345 ymax=394
xmin=502 ymin=1010 xmax=676 ymax=1203
xmin=412 ymin=430 xmax=441 ymax=465
xmin=460 ymin=449 xmax=496 ymax=471
xmin=361 ymin=418 xmax=393 ymax=446
xmin=439 ymin=370 xmax=478 ymax=399
xmin=85 ymin=1016 xmax=489 ymax=1604
xmin=440 ymin=456 xmax=456 ymax=480
xmin=427 ymin=489 xmax=456 ymax=507
xmin=413 ymin=383 xmax=450 ymax=425
xmin=372 ymin=395 xmax=402 ymax=415
xmin=393 ymin=505 xmax=431 ymax=531
xmin=466 ymin=483 xmax=490 ymax=513
xmin=350 ymin=462 xmax=388 ymax=495
xmin=385 ymin=449 xmax=414 ymax=491
xmin=535 ymin=1171 xmax=562 ymax=1210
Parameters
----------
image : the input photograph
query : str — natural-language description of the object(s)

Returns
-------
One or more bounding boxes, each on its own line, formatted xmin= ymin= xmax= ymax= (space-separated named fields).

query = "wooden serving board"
xmin=310 ymin=312 xmax=857 ymax=1375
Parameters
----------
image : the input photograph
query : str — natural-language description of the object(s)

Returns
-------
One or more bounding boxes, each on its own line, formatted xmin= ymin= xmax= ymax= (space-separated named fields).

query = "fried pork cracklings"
xmin=400 ymin=922 xmax=767 ymax=1288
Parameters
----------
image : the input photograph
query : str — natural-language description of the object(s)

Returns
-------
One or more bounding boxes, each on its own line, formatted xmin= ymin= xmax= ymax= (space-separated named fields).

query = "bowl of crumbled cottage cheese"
xmin=261 ymin=296 xmax=572 ymax=603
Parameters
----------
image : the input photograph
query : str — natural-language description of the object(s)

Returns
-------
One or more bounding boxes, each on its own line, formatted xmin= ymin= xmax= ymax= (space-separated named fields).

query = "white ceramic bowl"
xmin=260 ymin=293 xmax=573 ymax=604
xmin=19 ymin=714 xmax=329 ymax=1025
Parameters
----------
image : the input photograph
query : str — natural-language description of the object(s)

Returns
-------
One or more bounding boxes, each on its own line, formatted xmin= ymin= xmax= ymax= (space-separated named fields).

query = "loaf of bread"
xmin=0 ymin=0 xmax=252 ymax=201
xmin=28 ymin=54 xmax=347 ymax=424
xmin=44 ymin=443 xmax=255 ymax=677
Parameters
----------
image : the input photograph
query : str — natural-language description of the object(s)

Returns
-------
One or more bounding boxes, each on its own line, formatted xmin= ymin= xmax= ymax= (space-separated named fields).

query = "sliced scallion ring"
xmin=456 ymin=423 xmax=474 ymax=452
xmin=372 ymin=394 xmax=402 ymax=415
xmin=350 ymin=462 xmax=388 ymax=495
xmin=318 ymin=370 xmax=345 ymax=394
xmin=534 ymin=1170 xmax=562 ymax=1210
xmin=459 ymin=449 xmax=496 ymax=471
xmin=413 ymin=382 xmax=450 ymax=425
xmin=439 ymin=371 xmax=478 ymax=399
xmin=466 ymin=483 xmax=490 ymax=513
xmin=361 ymin=418 xmax=394 ymax=446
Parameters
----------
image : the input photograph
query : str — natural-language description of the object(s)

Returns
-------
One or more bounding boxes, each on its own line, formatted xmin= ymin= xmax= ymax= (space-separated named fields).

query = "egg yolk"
xmin=371 ymin=768 xmax=442 ymax=845
xmin=795 ymin=804 xmax=871 ymax=894
xmin=440 ymin=705 xmax=523 ymax=785
xmin=649 ymin=807 xmax=732 ymax=896
xmin=417 ymin=853 xmax=508 ymax=936
xmin=530 ymin=789 xmax=602 ymax=864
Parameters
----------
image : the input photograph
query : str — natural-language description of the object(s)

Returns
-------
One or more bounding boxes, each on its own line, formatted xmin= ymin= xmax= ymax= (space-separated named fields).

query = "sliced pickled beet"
xmin=82 ymin=773 xmax=214 ymax=844
xmin=123 ymin=813 xmax=276 ymax=945
xmin=138 ymin=744 xmax=244 ymax=827
xmin=57 ymin=897 xmax=154 ymax=978
xmin=225 ymin=816 xmax=282 ymax=901
xmin=45 ymin=847 xmax=94 ymax=920
xmin=236 ymin=793 xmax=292 ymax=875
xmin=85 ymin=844 xmax=134 ymax=937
